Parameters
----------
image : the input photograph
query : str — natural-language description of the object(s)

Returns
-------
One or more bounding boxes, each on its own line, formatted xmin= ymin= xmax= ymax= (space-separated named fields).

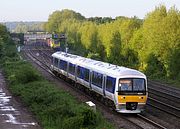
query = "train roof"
xmin=52 ymin=51 xmax=146 ymax=78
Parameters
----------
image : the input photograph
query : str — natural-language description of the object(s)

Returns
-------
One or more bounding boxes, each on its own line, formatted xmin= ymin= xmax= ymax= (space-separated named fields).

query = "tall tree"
xmin=108 ymin=31 xmax=122 ymax=64
xmin=45 ymin=9 xmax=85 ymax=33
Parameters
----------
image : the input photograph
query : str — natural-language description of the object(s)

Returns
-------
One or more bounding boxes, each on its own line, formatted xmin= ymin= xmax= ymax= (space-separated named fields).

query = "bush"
xmin=81 ymin=108 xmax=97 ymax=127
xmin=9 ymin=80 xmax=114 ymax=129
xmin=62 ymin=116 xmax=84 ymax=129
xmin=2 ymin=61 xmax=41 ymax=85
xmin=15 ymin=65 xmax=41 ymax=84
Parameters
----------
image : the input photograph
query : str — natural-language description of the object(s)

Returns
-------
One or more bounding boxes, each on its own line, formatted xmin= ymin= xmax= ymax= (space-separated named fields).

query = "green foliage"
xmin=145 ymin=53 xmax=167 ymax=78
xmin=0 ymin=24 xmax=16 ymax=63
xmin=168 ymin=47 xmax=180 ymax=80
xmin=2 ymin=61 xmax=40 ymax=85
xmin=0 ymin=24 xmax=10 ymax=41
xmin=87 ymin=52 xmax=101 ymax=60
xmin=140 ymin=5 xmax=180 ymax=75
xmin=62 ymin=106 xmax=98 ymax=129
xmin=81 ymin=108 xmax=97 ymax=126
xmin=44 ymin=6 xmax=180 ymax=82
xmin=15 ymin=65 xmax=41 ymax=84
xmin=128 ymin=5 xmax=180 ymax=80
xmin=8 ymin=70 xmax=113 ymax=129
xmin=0 ymin=37 xmax=4 ymax=57
xmin=80 ymin=22 xmax=98 ymax=51
xmin=10 ymin=33 xmax=24 ymax=44
xmin=122 ymin=48 xmax=139 ymax=69
xmin=87 ymin=17 xmax=114 ymax=24
xmin=62 ymin=115 xmax=84 ymax=129
xmin=108 ymin=31 xmax=122 ymax=64
xmin=13 ymin=22 xmax=45 ymax=33
xmin=44 ymin=9 xmax=85 ymax=33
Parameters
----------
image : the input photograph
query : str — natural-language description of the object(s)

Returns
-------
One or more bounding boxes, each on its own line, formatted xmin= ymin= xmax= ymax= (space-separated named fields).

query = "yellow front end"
xmin=118 ymin=95 xmax=147 ymax=103
xmin=116 ymin=95 xmax=147 ymax=113
xmin=53 ymin=43 xmax=60 ymax=48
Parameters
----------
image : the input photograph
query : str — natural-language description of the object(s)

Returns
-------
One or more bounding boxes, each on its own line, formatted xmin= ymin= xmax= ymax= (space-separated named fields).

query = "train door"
xmin=58 ymin=59 xmax=61 ymax=74
xmin=75 ymin=64 xmax=78 ymax=82
xmin=67 ymin=62 xmax=69 ymax=77
xmin=89 ymin=70 xmax=92 ymax=89
xmin=51 ymin=57 xmax=55 ymax=71
xmin=51 ymin=56 xmax=53 ymax=65
xmin=102 ymin=75 xmax=106 ymax=96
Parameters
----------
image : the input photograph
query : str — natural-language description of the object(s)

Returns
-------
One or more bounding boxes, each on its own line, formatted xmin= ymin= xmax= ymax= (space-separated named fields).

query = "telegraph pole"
xmin=63 ymin=34 xmax=68 ymax=53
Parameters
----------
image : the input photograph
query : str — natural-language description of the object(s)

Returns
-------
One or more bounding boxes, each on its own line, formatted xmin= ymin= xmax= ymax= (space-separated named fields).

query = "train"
xmin=46 ymin=38 xmax=60 ymax=51
xmin=51 ymin=51 xmax=148 ymax=113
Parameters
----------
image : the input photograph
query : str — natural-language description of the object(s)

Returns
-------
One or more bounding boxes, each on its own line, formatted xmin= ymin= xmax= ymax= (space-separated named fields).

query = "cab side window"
xmin=106 ymin=76 xmax=116 ymax=93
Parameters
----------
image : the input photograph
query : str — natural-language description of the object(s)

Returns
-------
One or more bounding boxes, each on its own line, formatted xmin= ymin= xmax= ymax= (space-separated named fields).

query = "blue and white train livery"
xmin=51 ymin=51 xmax=148 ymax=113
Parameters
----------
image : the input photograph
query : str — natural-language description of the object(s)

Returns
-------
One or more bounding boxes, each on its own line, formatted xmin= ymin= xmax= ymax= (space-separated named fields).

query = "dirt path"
xmin=0 ymin=70 xmax=42 ymax=129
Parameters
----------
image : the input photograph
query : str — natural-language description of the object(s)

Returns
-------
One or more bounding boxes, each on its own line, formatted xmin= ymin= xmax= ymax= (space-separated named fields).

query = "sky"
xmin=0 ymin=0 xmax=180 ymax=22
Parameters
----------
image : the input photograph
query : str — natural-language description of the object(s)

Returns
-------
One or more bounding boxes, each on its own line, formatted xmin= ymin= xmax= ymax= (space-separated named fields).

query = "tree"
xmin=108 ymin=31 xmax=122 ymax=64
xmin=87 ymin=17 xmax=114 ymax=24
xmin=44 ymin=7 xmax=180 ymax=82
xmin=80 ymin=22 xmax=98 ymax=51
xmin=145 ymin=53 xmax=167 ymax=78
xmin=0 ymin=24 xmax=13 ymax=58
xmin=168 ymin=47 xmax=180 ymax=80
xmin=117 ymin=18 xmax=142 ymax=48
xmin=122 ymin=48 xmax=139 ymax=69
xmin=0 ymin=24 xmax=9 ymax=41
xmin=0 ymin=37 xmax=4 ymax=57
xmin=45 ymin=9 xmax=85 ymax=33
xmin=141 ymin=5 xmax=180 ymax=77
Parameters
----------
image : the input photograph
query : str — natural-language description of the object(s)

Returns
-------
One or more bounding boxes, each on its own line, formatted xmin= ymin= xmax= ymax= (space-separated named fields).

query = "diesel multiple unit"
xmin=51 ymin=51 xmax=148 ymax=113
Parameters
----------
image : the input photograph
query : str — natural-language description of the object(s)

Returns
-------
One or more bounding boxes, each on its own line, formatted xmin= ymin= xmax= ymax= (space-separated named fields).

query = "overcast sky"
xmin=0 ymin=0 xmax=179 ymax=22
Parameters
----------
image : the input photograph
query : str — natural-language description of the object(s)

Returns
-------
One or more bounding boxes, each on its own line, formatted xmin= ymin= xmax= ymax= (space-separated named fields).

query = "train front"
xmin=115 ymin=70 xmax=148 ymax=113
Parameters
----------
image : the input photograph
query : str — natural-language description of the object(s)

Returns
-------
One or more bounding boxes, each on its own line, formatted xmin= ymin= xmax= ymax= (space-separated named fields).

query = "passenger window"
xmin=77 ymin=66 xmax=81 ymax=78
xmin=69 ymin=63 xmax=75 ymax=75
xmin=77 ymin=66 xmax=89 ymax=82
xmin=59 ymin=60 xmax=67 ymax=71
xmin=92 ymin=71 xmax=103 ymax=88
xmin=84 ymin=68 xmax=89 ymax=82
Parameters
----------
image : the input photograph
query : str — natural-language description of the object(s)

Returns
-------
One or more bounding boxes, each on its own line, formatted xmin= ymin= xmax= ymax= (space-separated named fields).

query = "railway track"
xmin=28 ymin=44 xmax=180 ymax=119
xmin=21 ymin=44 xmax=169 ymax=129
xmin=147 ymin=97 xmax=180 ymax=118
xmin=147 ymin=81 xmax=180 ymax=118
xmin=148 ymin=87 xmax=180 ymax=105
xmin=148 ymin=80 xmax=180 ymax=92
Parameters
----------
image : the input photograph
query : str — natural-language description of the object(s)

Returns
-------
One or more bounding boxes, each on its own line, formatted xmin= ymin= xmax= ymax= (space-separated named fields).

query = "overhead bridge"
xmin=24 ymin=31 xmax=52 ymax=44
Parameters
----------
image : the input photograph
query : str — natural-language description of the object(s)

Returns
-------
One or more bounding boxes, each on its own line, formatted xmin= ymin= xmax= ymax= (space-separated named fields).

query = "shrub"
xmin=62 ymin=116 xmax=84 ymax=129
xmin=15 ymin=65 xmax=41 ymax=84
xmin=81 ymin=108 xmax=97 ymax=127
